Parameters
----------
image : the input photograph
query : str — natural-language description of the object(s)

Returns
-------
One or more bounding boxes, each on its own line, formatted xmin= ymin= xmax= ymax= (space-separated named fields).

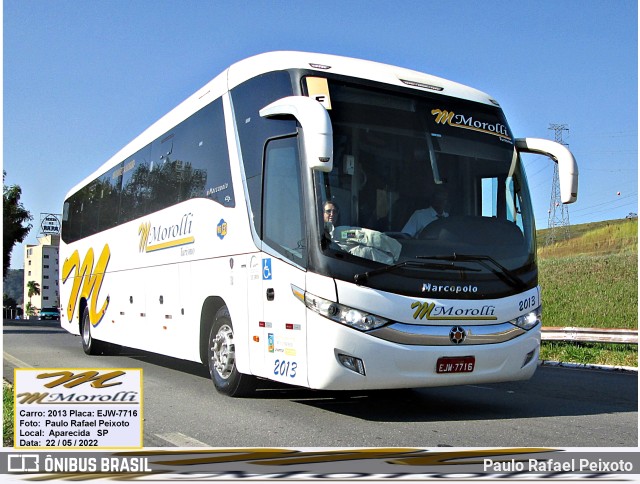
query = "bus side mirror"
xmin=515 ymin=138 xmax=579 ymax=204
xmin=260 ymin=96 xmax=334 ymax=173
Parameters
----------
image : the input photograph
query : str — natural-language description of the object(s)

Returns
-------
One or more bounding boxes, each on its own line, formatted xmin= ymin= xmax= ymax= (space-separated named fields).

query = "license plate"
xmin=436 ymin=356 xmax=475 ymax=374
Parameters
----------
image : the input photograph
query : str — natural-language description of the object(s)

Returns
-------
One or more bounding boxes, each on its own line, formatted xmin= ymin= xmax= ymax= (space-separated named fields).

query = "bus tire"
xmin=208 ymin=306 xmax=256 ymax=397
xmin=81 ymin=308 xmax=106 ymax=356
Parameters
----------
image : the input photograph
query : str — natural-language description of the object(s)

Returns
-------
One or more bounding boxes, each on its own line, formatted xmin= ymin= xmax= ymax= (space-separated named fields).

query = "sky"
xmin=3 ymin=0 xmax=638 ymax=270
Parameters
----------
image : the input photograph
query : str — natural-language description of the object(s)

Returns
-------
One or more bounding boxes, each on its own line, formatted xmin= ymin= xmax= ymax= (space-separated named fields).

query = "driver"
xmin=323 ymin=201 xmax=340 ymax=225
xmin=402 ymin=187 xmax=449 ymax=236
xmin=322 ymin=200 xmax=340 ymax=239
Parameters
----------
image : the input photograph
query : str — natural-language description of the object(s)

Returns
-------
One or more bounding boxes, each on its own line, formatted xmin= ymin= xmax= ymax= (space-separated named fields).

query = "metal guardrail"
xmin=3 ymin=312 xmax=635 ymax=344
xmin=541 ymin=327 xmax=638 ymax=344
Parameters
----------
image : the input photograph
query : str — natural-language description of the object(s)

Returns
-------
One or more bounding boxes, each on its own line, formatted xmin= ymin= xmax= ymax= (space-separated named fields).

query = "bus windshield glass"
xmin=314 ymin=81 xmax=536 ymax=284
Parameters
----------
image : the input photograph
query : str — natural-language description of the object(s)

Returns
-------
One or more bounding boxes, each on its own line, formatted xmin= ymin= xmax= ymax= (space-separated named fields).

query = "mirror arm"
xmin=515 ymin=138 xmax=579 ymax=204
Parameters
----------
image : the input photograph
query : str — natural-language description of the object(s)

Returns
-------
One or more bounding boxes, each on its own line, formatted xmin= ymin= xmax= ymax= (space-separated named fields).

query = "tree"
xmin=3 ymin=293 xmax=17 ymax=308
xmin=26 ymin=280 xmax=40 ymax=317
xmin=27 ymin=280 xmax=40 ymax=305
xmin=3 ymin=171 xmax=32 ymax=278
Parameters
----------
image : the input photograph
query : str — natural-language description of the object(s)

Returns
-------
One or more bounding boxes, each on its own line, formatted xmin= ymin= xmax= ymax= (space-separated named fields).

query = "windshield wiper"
xmin=353 ymin=258 xmax=479 ymax=285
xmin=416 ymin=253 xmax=526 ymax=289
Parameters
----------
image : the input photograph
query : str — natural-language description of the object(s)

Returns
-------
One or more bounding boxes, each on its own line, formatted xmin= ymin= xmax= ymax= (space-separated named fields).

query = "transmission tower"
xmin=546 ymin=124 xmax=571 ymax=245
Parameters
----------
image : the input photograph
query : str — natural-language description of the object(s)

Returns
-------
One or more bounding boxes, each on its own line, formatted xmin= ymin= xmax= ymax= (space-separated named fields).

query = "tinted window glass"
xmin=231 ymin=71 xmax=295 ymax=233
xmin=62 ymin=97 xmax=233 ymax=244
xmin=150 ymin=98 xmax=233 ymax=209
xmin=119 ymin=146 xmax=152 ymax=223
xmin=263 ymin=137 xmax=305 ymax=265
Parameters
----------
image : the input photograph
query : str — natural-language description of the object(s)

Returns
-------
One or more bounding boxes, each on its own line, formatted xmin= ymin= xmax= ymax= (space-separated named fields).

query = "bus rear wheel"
xmin=208 ymin=306 xmax=256 ymax=397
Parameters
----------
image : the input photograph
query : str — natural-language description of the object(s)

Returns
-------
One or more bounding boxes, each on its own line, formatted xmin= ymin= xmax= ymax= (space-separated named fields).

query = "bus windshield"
xmin=314 ymin=81 xmax=536 ymax=288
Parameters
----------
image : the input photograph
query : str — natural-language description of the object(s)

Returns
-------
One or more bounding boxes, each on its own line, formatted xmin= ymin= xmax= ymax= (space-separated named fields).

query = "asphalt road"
xmin=3 ymin=318 xmax=637 ymax=447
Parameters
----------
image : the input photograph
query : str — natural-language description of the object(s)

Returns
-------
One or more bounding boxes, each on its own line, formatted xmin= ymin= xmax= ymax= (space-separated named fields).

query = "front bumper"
xmin=305 ymin=310 xmax=540 ymax=390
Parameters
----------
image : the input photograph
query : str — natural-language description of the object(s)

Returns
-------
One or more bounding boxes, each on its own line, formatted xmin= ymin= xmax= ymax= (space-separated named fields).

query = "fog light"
xmin=522 ymin=349 xmax=537 ymax=368
xmin=337 ymin=353 xmax=366 ymax=376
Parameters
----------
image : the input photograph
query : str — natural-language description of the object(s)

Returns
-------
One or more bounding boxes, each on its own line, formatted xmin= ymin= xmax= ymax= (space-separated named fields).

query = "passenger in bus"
xmin=402 ymin=187 xmax=449 ymax=237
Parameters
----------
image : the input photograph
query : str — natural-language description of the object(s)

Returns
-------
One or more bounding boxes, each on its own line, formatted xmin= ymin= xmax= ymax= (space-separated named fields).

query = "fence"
xmin=541 ymin=327 xmax=638 ymax=344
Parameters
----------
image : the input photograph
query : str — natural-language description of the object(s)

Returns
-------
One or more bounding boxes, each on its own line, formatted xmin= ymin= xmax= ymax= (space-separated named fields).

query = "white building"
xmin=23 ymin=234 xmax=60 ymax=312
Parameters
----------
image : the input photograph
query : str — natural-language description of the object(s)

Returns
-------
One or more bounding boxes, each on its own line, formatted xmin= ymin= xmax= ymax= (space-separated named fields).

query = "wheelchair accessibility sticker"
xmin=262 ymin=258 xmax=272 ymax=280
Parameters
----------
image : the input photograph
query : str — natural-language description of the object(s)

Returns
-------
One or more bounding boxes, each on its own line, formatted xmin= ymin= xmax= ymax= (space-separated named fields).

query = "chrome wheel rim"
xmin=82 ymin=317 xmax=91 ymax=346
xmin=211 ymin=324 xmax=235 ymax=380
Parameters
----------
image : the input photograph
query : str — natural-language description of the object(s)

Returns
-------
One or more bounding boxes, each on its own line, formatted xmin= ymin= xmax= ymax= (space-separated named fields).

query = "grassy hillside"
xmin=538 ymin=218 xmax=637 ymax=258
xmin=537 ymin=218 xmax=637 ymax=330
xmin=536 ymin=218 xmax=637 ymax=367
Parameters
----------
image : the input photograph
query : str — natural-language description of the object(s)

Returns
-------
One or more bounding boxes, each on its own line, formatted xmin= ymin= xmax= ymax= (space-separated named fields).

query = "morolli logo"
xmin=411 ymin=301 xmax=497 ymax=321
xmin=432 ymin=108 xmax=511 ymax=141
xmin=138 ymin=213 xmax=194 ymax=253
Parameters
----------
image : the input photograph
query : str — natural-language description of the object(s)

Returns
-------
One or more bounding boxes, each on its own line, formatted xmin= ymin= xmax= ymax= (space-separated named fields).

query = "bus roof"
xmin=227 ymin=51 xmax=497 ymax=105
xmin=65 ymin=51 xmax=499 ymax=200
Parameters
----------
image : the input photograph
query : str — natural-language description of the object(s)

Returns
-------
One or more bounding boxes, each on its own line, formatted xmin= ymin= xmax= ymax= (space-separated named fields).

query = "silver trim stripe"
xmin=368 ymin=322 xmax=527 ymax=345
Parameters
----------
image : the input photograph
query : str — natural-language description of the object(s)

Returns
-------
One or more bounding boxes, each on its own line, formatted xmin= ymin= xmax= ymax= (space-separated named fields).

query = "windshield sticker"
xmin=305 ymin=77 xmax=332 ymax=110
xmin=431 ymin=108 xmax=511 ymax=141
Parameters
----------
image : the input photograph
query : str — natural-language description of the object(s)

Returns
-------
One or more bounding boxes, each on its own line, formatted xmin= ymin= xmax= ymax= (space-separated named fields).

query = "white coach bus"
xmin=60 ymin=51 xmax=578 ymax=396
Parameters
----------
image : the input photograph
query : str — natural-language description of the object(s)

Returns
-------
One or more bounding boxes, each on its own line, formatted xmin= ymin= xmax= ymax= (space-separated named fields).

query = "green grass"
xmin=537 ymin=218 xmax=638 ymax=366
xmin=539 ymin=341 xmax=637 ymax=368
xmin=3 ymin=382 xmax=14 ymax=447
xmin=538 ymin=253 xmax=637 ymax=329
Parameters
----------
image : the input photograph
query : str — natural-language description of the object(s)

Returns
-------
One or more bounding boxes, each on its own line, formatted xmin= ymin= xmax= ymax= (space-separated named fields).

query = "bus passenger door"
xmin=254 ymin=136 xmax=309 ymax=387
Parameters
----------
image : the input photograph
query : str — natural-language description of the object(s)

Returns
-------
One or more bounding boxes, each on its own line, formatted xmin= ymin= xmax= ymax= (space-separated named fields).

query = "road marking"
xmin=3 ymin=352 xmax=32 ymax=369
xmin=155 ymin=432 xmax=209 ymax=447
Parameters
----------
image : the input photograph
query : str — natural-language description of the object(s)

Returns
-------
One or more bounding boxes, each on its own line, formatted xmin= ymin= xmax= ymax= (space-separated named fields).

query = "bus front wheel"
xmin=81 ymin=309 xmax=106 ymax=355
xmin=208 ymin=306 xmax=256 ymax=397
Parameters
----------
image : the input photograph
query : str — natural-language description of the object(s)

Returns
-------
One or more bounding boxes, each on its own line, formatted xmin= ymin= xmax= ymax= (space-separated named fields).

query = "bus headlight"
xmin=510 ymin=305 xmax=542 ymax=330
xmin=302 ymin=292 xmax=389 ymax=331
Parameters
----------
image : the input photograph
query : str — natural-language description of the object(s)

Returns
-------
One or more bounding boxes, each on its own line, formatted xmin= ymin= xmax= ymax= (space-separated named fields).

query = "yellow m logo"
xmin=411 ymin=301 xmax=436 ymax=320
xmin=61 ymin=244 xmax=111 ymax=325
xmin=37 ymin=370 xmax=125 ymax=389
xmin=138 ymin=221 xmax=151 ymax=252
xmin=16 ymin=392 xmax=49 ymax=404
xmin=431 ymin=109 xmax=455 ymax=125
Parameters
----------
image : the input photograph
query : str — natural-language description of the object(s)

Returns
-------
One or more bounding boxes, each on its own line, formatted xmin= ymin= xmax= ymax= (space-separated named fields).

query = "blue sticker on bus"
xmin=268 ymin=333 xmax=274 ymax=353
xmin=216 ymin=219 xmax=227 ymax=239
xmin=262 ymin=258 xmax=272 ymax=280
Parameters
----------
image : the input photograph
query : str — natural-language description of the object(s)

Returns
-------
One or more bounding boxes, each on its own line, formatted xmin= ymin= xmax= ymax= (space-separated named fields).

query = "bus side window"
xmin=262 ymin=136 xmax=306 ymax=266
xmin=481 ymin=177 xmax=498 ymax=217
xmin=231 ymin=71 xmax=295 ymax=235
xmin=120 ymin=146 xmax=152 ymax=223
